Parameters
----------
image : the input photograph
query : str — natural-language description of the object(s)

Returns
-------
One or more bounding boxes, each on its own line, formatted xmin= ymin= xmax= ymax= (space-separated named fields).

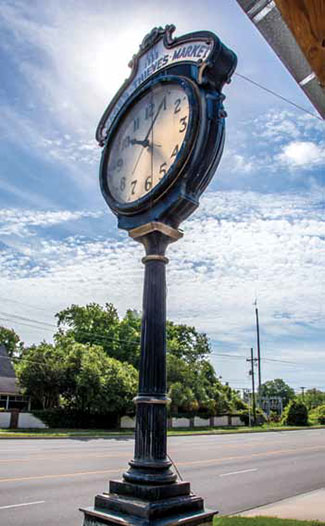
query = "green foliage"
xmin=215 ymin=516 xmax=325 ymax=525
xmin=166 ymin=321 xmax=211 ymax=363
xmin=296 ymin=389 xmax=325 ymax=411
xmin=309 ymin=404 xmax=325 ymax=425
xmin=268 ymin=410 xmax=281 ymax=423
xmin=0 ymin=326 xmax=24 ymax=358
xmin=167 ymin=354 xmax=235 ymax=417
xmin=17 ymin=338 xmax=138 ymax=415
xmin=55 ymin=302 xmax=121 ymax=355
xmin=15 ymin=342 xmax=66 ymax=409
xmin=281 ymin=400 xmax=308 ymax=426
xmin=32 ymin=409 xmax=119 ymax=429
xmin=15 ymin=301 xmax=242 ymax=422
xmin=260 ymin=378 xmax=295 ymax=407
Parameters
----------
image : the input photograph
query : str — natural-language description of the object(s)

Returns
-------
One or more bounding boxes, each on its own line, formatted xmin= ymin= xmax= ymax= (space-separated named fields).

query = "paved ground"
xmin=239 ymin=488 xmax=325 ymax=521
xmin=0 ymin=429 xmax=324 ymax=525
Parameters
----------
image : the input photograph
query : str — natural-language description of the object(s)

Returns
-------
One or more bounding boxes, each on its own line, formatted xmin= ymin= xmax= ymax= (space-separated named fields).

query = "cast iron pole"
xmin=81 ymin=222 xmax=216 ymax=526
xmin=124 ymin=225 xmax=179 ymax=485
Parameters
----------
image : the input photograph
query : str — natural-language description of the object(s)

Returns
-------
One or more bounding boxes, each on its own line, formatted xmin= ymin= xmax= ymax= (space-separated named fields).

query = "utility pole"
xmin=301 ymin=386 xmax=305 ymax=399
xmin=255 ymin=303 xmax=262 ymax=394
xmin=247 ymin=348 xmax=257 ymax=426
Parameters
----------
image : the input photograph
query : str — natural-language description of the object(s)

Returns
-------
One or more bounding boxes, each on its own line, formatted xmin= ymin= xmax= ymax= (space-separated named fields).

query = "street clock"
xmin=82 ymin=25 xmax=237 ymax=526
xmin=97 ymin=24 xmax=237 ymax=231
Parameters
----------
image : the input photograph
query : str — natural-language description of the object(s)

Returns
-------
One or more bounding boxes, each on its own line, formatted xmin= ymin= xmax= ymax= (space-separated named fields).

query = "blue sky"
xmin=0 ymin=0 xmax=324 ymax=392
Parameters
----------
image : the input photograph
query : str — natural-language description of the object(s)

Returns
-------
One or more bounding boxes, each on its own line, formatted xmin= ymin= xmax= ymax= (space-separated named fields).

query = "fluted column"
xmin=123 ymin=222 xmax=182 ymax=485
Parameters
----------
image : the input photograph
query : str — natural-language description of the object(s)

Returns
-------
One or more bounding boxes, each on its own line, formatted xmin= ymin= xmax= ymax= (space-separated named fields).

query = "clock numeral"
xmin=133 ymin=118 xmax=140 ymax=132
xmin=120 ymin=177 xmax=126 ymax=191
xmin=145 ymin=175 xmax=153 ymax=192
xmin=122 ymin=136 xmax=130 ymax=150
xmin=171 ymin=144 xmax=179 ymax=158
xmin=161 ymin=95 xmax=167 ymax=110
xmin=159 ymin=162 xmax=167 ymax=180
xmin=131 ymin=180 xmax=137 ymax=195
xmin=174 ymin=98 xmax=181 ymax=114
xmin=145 ymin=103 xmax=154 ymax=120
xmin=179 ymin=115 xmax=187 ymax=133
xmin=117 ymin=158 xmax=123 ymax=172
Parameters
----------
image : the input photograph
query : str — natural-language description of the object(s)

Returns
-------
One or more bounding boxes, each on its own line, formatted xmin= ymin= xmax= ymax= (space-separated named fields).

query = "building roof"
xmin=0 ymin=345 xmax=20 ymax=395
xmin=236 ymin=0 xmax=325 ymax=118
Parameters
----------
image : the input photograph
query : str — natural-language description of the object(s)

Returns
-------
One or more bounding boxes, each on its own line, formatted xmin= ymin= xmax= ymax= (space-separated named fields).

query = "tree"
xmin=281 ymin=400 xmax=308 ymax=426
xmin=0 ymin=326 xmax=24 ymax=358
xmin=309 ymin=404 xmax=325 ymax=425
xmin=296 ymin=389 xmax=325 ymax=410
xmin=15 ymin=342 xmax=66 ymax=409
xmin=260 ymin=378 xmax=295 ymax=407
xmin=55 ymin=303 xmax=212 ymax=370
xmin=59 ymin=338 xmax=138 ymax=414
xmin=16 ymin=337 xmax=138 ymax=415
xmin=166 ymin=322 xmax=211 ymax=363
xmin=117 ymin=309 xmax=141 ymax=367
xmin=55 ymin=303 xmax=120 ymax=359
xmin=166 ymin=354 xmax=232 ymax=416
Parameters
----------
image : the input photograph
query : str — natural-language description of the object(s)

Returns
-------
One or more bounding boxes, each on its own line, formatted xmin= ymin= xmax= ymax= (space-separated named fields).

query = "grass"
xmin=0 ymin=424 xmax=324 ymax=439
xmin=214 ymin=517 xmax=325 ymax=525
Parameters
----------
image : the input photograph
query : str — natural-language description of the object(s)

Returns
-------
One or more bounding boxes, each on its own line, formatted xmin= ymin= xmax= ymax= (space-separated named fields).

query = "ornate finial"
xmin=129 ymin=25 xmax=176 ymax=68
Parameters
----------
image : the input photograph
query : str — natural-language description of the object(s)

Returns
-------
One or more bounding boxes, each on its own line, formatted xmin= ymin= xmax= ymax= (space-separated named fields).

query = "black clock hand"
xmin=131 ymin=98 xmax=165 ymax=175
xmin=131 ymin=138 xmax=161 ymax=148
xmin=130 ymin=138 xmax=150 ymax=147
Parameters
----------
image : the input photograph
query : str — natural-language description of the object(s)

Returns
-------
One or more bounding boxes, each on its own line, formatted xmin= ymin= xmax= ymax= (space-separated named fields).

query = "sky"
xmin=0 ymin=0 xmax=324 ymax=393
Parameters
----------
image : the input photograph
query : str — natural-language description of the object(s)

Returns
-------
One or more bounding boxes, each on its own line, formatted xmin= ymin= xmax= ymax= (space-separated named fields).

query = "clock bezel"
xmin=99 ymin=75 xmax=200 ymax=216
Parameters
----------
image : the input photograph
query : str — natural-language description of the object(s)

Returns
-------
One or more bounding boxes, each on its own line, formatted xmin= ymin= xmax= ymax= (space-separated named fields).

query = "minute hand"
xmin=144 ymin=97 xmax=165 ymax=141
xmin=131 ymin=98 xmax=165 ymax=175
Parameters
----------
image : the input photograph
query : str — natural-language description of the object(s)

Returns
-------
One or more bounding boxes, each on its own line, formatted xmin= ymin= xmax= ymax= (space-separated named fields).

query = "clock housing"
xmin=100 ymin=76 xmax=199 ymax=218
xmin=97 ymin=26 xmax=237 ymax=231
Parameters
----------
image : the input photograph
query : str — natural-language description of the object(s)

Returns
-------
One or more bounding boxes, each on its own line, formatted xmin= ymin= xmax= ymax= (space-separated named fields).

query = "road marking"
xmin=0 ymin=452 xmax=130 ymax=464
xmin=0 ymin=468 xmax=121 ymax=483
xmin=177 ymin=444 xmax=325 ymax=468
xmin=0 ymin=459 xmax=29 ymax=463
xmin=0 ymin=501 xmax=45 ymax=510
xmin=220 ymin=468 xmax=258 ymax=477
xmin=0 ymin=444 xmax=324 ymax=484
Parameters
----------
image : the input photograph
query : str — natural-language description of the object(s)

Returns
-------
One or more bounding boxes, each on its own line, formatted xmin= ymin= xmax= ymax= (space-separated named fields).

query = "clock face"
xmin=105 ymin=82 xmax=191 ymax=204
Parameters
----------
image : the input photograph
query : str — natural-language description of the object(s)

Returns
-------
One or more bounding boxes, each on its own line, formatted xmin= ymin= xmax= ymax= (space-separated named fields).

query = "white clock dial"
xmin=106 ymin=83 xmax=190 ymax=204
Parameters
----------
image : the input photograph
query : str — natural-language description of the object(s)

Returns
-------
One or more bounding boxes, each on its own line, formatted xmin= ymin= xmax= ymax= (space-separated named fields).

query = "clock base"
xmin=80 ymin=479 xmax=217 ymax=526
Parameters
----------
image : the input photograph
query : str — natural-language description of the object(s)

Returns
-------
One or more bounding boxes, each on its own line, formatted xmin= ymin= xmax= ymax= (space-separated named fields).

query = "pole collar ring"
xmin=142 ymin=255 xmax=169 ymax=264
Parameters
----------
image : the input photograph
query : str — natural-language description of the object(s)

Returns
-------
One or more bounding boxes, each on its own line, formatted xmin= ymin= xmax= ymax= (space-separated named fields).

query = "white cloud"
xmin=1 ymin=190 xmax=323 ymax=338
xmin=0 ymin=209 xmax=103 ymax=236
xmin=1 ymin=190 xmax=323 ymax=388
xmin=277 ymin=141 xmax=325 ymax=168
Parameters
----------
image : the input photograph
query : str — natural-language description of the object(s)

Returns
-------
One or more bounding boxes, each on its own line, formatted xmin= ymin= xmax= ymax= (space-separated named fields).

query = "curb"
xmin=0 ymin=425 xmax=324 ymax=439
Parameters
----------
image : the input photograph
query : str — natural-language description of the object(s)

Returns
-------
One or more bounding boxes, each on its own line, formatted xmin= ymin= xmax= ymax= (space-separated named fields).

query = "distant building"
xmin=0 ymin=345 xmax=30 ymax=411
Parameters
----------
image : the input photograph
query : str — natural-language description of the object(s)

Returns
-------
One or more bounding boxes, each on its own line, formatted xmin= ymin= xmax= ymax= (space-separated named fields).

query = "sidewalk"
xmin=238 ymin=488 xmax=325 ymax=522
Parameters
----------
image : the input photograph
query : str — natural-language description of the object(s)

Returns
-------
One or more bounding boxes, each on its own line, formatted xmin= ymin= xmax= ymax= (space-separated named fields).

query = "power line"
xmin=0 ymin=313 xmax=313 ymax=367
xmin=235 ymin=72 xmax=323 ymax=121
xmin=0 ymin=296 xmax=51 ymax=313
xmin=0 ymin=312 xmax=55 ymax=329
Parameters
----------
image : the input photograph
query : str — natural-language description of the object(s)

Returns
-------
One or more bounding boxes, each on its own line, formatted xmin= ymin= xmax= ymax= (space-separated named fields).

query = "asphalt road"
xmin=0 ymin=429 xmax=325 ymax=525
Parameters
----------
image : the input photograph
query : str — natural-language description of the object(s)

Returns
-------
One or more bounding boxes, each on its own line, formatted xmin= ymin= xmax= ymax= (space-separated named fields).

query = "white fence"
xmin=120 ymin=415 xmax=245 ymax=429
xmin=0 ymin=413 xmax=11 ymax=428
xmin=0 ymin=412 xmax=47 ymax=429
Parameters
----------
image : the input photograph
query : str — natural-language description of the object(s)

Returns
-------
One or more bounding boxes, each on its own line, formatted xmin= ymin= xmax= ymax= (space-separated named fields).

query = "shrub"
xmin=236 ymin=408 xmax=266 ymax=426
xmin=309 ymin=404 xmax=325 ymax=425
xmin=268 ymin=410 xmax=281 ymax=423
xmin=281 ymin=400 xmax=308 ymax=426
xmin=32 ymin=409 xmax=118 ymax=429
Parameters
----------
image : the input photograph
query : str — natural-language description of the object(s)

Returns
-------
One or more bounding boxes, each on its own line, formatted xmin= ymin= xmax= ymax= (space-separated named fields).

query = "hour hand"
xmin=130 ymin=138 xmax=150 ymax=147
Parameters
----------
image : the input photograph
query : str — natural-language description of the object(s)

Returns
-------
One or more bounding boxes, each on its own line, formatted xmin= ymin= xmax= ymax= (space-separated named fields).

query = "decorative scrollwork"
xmin=129 ymin=25 xmax=176 ymax=68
